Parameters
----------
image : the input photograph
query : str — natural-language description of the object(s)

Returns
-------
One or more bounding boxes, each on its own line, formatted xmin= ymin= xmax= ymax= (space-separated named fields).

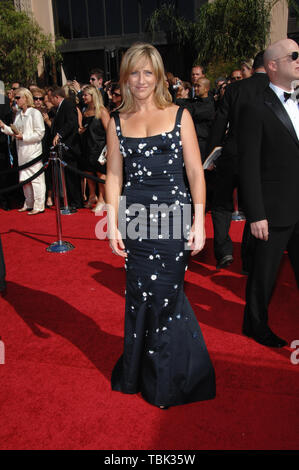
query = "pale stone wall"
xmin=31 ymin=0 xmax=55 ymax=39
xmin=14 ymin=0 xmax=55 ymax=80
xmin=269 ymin=0 xmax=289 ymax=45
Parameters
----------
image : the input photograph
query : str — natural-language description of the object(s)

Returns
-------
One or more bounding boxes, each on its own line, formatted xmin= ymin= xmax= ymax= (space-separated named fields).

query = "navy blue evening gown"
xmin=111 ymin=107 xmax=215 ymax=407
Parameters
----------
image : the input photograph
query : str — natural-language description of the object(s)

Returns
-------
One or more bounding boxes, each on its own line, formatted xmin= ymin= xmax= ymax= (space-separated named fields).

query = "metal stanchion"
xmin=46 ymin=150 xmax=75 ymax=253
xmin=56 ymin=142 xmax=76 ymax=215
xmin=232 ymin=188 xmax=245 ymax=221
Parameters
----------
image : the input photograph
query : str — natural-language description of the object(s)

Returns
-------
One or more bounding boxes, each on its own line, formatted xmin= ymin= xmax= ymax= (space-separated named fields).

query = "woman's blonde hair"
xmin=119 ymin=42 xmax=172 ymax=113
xmin=15 ymin=88 xmax=34 ymax=107
xmin=32 ymin=87 xmax=46 ymax=98
xmin=82 ymin=85 xmax=104 ymax=119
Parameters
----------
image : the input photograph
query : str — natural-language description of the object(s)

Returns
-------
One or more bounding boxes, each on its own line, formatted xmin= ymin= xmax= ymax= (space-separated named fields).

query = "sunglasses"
xmin=231 ymin=76 xmax=242 ymax=81
xmin=90 ymin=77 xmax=96 ymax=81
xmin=274 ymin=51 xmax=299 ymax=62
xmin=14 ymin=96 xmax=22 ymax=100
xmin=11 ymin=87 xmax=19 ymax=91
xmin=33 ymin=96 xmax=44 ymax=101
xmin=112 ymin=92 xmax=121 ymax=97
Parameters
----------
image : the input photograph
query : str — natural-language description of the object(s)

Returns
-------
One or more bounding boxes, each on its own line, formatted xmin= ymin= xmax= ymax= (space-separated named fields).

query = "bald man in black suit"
xmin=238 ymin=39 xmax=299 ymax=348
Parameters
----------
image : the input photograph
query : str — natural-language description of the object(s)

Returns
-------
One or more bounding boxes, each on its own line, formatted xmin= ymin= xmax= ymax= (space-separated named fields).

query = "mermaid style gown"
xmin=111 ymin=107 xmax=216 ymax=407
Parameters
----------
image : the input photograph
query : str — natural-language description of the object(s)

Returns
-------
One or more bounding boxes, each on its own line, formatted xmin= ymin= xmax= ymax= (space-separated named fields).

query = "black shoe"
xmin=0 ymin=287 xmax=7 ymax=298
xmin=216 ymin=254 xmax=233 ymax=270
xmin=0 ymin=203 xmax=10 ymax=211
xmin=243 ymin=328 xmax=287 ymax=348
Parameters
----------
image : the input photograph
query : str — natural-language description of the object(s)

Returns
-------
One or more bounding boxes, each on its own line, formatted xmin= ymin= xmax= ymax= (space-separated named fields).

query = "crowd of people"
xmin=0 ymin=61 xmax=258 ymax=218
xmin=0 ymin=38 xmax=299 ymax=409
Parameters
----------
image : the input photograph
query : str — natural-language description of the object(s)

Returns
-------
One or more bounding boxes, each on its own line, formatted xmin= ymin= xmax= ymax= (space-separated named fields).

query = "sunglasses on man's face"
xmin=90 ymin=77 xmax=96 ymax=81
xmin=274 ymin=51 xmax=299 ymax=62
xmin=33 ymin=96 xmax=44 ymax=101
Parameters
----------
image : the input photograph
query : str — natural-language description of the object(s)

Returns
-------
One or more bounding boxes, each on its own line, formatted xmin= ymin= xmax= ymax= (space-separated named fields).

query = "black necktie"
xmin=284 ymin=92 xmax=292 ymax=102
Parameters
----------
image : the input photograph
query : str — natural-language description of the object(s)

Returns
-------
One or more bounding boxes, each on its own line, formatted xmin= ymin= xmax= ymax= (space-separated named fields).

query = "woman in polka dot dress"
xmin=105 ymin=43 xmax=215 ymax=409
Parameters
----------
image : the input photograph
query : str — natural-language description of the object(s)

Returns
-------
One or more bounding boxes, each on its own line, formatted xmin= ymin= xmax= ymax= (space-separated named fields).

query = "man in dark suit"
xmin=0 ymin=92 xmax=12 ymax=210
xmin=238 ymin=38 xmax=299 ymax=348
xmin=206 ymin=51 xmax=269 ymax=270
xmin=51 ymin=87 xmax=82 ymax=209
xmin=190 ymin=78 xmax=215 ymax=162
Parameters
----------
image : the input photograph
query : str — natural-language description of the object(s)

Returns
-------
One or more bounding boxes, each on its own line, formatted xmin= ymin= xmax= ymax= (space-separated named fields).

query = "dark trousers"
xmin=63 ymin=160 xmax=83 ymax=209
xmin=0 ymin=153 xmax=11 ymax=208
xmin=211 ymin=158 xmax=239 ymax=262
xmin=0 ymin=236 xmax=6 ymax=292
xmin=243 ymin=219 xmax=299 ymax=338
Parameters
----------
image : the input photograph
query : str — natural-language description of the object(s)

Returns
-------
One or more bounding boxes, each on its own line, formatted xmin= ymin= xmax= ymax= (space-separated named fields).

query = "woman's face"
xmin=112 ymin=88 xmax=122 ymax=106
xmin=176 ymin=86 xmax=189 ymax=99
xmin=241 ymin=65 xmax=252 ymax=79
xmin=7 ymin=90 xmax=13 ymax=101
xmin=127 ymin=58 xmax=157 ymax=101
xmin=44 ymin=94 xmax=53 ymax=110
xmin=33 ymin=95 xmax=44 ymax=109
xmin=14 ymin=92 xmax=27 ymax=109
xmin=83 ymin=92 xmax=93 ymax=105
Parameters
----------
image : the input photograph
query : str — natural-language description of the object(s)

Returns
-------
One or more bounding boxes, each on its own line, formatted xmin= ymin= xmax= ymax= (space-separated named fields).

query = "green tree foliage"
xmin=0 ymin=0 xmax=62 ymax=86
xmin=148 ymin=0 xmax=288 ymax=79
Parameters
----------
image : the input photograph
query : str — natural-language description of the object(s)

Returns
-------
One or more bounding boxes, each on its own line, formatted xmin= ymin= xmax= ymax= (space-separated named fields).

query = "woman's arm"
xmin=180 ymin=108 xmax=206 ymax=255
xmin=105 ymin=117 xmax=127 ymax=257
xmin=100 ymin=106 xmax=111 ymax=131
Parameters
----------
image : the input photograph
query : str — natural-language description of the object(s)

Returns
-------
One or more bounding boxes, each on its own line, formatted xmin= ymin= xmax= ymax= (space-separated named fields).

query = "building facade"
xmin=15 ymin=0 xmax=299 ymax=84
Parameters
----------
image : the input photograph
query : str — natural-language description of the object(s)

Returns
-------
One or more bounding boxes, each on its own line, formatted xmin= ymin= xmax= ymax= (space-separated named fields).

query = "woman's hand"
xmin=0 ymin=120 xmax=5 ymax=129
xmin=109 ymin=228 xmax=127 ymax=258
xmin=78 ymin=126 xmax=87 ymax=135
xmin=15 ymin=133 xmax=23 ymax=140
xmin=187 ymin=222 xmax=206 ymax=256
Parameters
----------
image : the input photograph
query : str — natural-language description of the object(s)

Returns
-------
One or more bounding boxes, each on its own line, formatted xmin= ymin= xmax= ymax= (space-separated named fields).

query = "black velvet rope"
xmin=0 ymin=154 xmax=44 ymax=174
xmin=0 ymin=162 xmax=49 ymax=195
xmin=62 ymin=161 xmax=106 ymax=184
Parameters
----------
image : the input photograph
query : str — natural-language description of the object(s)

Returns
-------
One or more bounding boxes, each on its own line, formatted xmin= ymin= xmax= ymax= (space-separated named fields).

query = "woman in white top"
xmin=0 ymin=88 xmax=45 ymax=214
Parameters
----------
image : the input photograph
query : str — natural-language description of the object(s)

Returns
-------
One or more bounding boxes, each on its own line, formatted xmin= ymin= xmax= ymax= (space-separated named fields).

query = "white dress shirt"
xmin=1 ymin=107 xmax=45 ymax=165
xmin=269 ymin=82 xmax=299 ymax=140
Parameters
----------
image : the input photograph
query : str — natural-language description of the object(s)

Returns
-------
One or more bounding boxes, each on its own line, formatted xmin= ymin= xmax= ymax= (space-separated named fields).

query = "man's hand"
xmin=72 ymin=80 xmax=81 ymax=93
xmin=53 ymin=134 xmax=60 ymax=147
xmin=250 ymin=219 xmax=269 ymax=241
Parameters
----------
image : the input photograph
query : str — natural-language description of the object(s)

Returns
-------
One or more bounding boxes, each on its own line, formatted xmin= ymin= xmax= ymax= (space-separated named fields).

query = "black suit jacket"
xmin=206 ymin=73 xmax=269 ymax=163
xmin=238 ymin=86 xmax=299 ymax=227
xmin=51 ymin=98 xmax=81 ymax=159
xmin=0 ymin=96 xmax=12 ymax=154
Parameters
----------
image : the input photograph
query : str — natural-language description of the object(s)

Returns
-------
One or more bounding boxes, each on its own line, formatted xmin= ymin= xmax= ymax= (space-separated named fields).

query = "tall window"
xmin=105 ymin=0 xmax=122 ymax=35
xmin=88 ymin=0 xmax=105 ymax=36
xmin=53 ymin=0 xmax=72 ymax=39
xmin=71 ymin=0 xmax=88 ymax=38
xmin=124 ymin=0 xmax=140 ymax=34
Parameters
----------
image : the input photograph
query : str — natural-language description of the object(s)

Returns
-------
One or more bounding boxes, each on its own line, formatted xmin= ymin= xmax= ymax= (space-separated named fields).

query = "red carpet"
xmin=0 ymin=207 xmax=298 ymax=450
